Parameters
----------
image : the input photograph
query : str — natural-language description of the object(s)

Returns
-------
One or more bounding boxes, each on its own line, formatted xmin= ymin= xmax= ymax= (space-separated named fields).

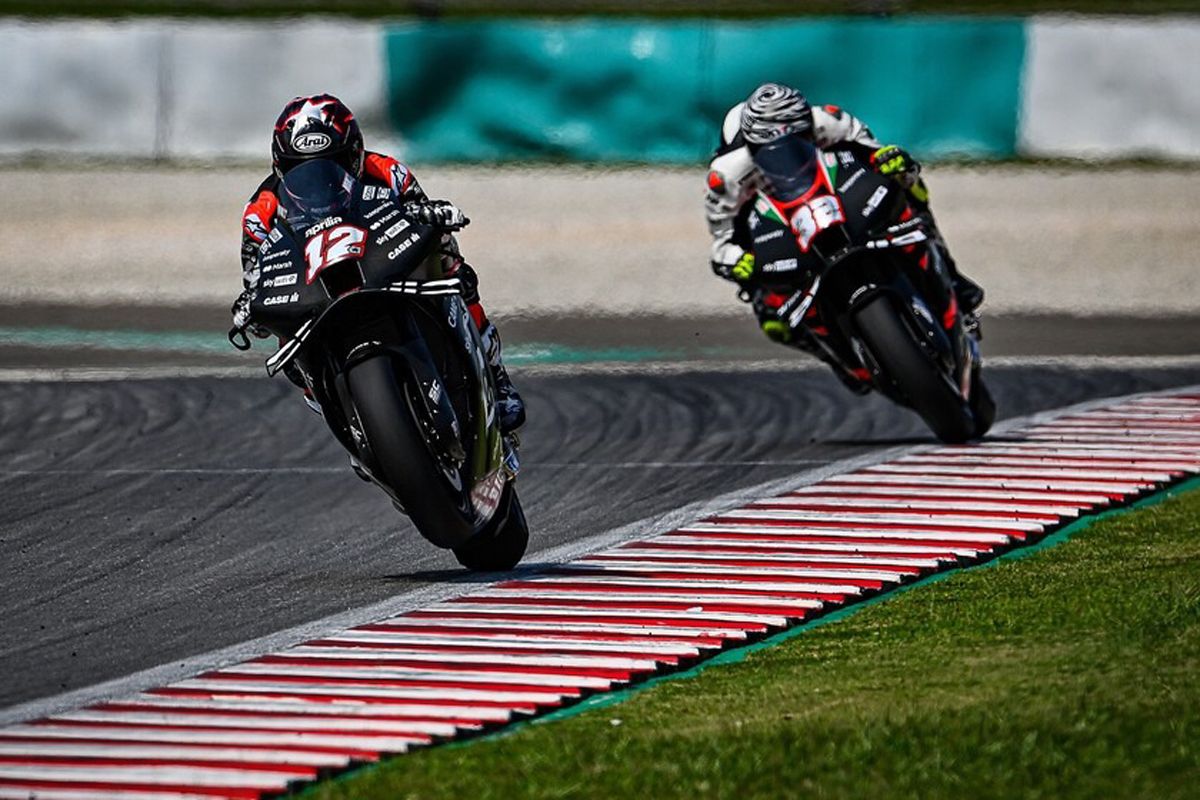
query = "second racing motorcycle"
xmin=229 ymin=159 xmax=528 ymax=570
xmin=741 ymin=135 xmax=995 ymax=443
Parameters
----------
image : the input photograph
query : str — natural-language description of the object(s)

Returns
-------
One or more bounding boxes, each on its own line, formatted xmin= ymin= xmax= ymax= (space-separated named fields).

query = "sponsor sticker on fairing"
xmin=387 ymin=232 xmax=420 ymax=260
xmin=839 ymin=168 xmax=866 ymax=193
xmin=262 ymin=258 xmax=294 ymax=274
xmin=304 ymin=216 xmax=343 ymax=237
xmin=369 ymin=209 xmax=400 ymax=231
xmin=262 ymin=273 xmax=297 ymax=289
xmin=262 ymin=291 xmax=299 ymax=306
xmin=762 ymin=258 xmax=799 ymax=273
xmin=753 ymin=228 xmax=785 ymax=244
xmin=375 ymin=218 xmax=411 ymax=244
xmin=862 ymin=186 xmax=889 ymax=217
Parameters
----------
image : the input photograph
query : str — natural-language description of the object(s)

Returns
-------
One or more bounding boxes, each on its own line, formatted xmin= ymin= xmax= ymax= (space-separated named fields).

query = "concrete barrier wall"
xmin=2 ymin=16 xmax=1199 ymax=163
xmin=0 ymin=19 xmax=396 ymax=160
xmin=1020 ymin=17 xmax=1200 ymax=160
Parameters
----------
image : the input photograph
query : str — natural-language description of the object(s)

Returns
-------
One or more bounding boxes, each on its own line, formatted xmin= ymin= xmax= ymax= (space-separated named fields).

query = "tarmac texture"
xmin=4 ymin=363 xmax=1200 ymax=710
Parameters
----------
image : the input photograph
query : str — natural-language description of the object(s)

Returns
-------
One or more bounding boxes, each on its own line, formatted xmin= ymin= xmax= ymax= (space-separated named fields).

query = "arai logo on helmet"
xmin=292 ymin=132 xmax=332 ymax=154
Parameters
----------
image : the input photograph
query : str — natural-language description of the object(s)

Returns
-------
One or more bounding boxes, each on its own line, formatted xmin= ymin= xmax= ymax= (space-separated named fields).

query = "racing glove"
xmin=230 ymin=290 xmax=269 ymax=338
xmin=871 ymin=145 xmax=929 ymax=203
xmin=871 ymin=145 xmax=918 ymax=178
xmin=411 ymin=199 xmax=469 ymax=231
xmin=730 ymin=252 xmax=757 ymax=282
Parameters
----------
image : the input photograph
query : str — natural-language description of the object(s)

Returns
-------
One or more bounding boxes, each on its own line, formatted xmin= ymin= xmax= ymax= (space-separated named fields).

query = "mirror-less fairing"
xmin=747 ymin=139 xmax=994 ymax=443
xmin=232 ymin=160 xmax=527 ymax=570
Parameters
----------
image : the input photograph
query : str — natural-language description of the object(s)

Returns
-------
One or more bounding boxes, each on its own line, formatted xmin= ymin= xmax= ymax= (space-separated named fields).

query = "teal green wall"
xmin=384 ymin=18 xmax=1025 ymax=163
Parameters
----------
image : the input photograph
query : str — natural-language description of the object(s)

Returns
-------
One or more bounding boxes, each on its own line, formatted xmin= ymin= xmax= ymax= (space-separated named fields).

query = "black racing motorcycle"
xmin=229 ymin=159 xmax=528 ymax=570
xmin=743 ymin=136 xmax=995 ymax=443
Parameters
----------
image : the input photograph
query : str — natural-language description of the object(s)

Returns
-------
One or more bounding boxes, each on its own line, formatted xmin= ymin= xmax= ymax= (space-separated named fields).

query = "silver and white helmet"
xmin=739 ymin=83 xmax=814 ymax=145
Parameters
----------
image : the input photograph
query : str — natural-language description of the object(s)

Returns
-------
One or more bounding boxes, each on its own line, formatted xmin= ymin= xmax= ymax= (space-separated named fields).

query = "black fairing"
xmin=747 ymin=145 xmax=971 ymax=401
xmin=248 ymin=166 xmax=506 ymax=534
xmin=250 ymin=191 xmax=440 ymax=338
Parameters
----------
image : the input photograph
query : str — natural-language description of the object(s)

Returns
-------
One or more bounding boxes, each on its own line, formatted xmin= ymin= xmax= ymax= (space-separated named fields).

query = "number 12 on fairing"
xmin=304 ymin=225 xmax=367 ymax=284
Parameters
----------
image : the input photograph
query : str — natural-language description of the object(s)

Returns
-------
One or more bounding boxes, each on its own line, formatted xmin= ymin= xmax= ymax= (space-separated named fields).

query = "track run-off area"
xmin=1 ymin=362 xmax=1200 ymax=797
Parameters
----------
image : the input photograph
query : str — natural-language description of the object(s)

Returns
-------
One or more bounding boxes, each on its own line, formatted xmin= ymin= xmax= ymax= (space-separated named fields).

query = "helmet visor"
xmin=279 ymin=159 xmax=355 ymax=226
xmin=750 ymin=132 xmax=821 ymax=203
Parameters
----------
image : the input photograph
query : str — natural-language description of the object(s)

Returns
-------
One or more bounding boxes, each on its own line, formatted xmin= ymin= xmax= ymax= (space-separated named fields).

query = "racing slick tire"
xmin=346 ymin=354 xmax=475 ymax=549
xmin=853 ymin=294 xmax=977 ymax=444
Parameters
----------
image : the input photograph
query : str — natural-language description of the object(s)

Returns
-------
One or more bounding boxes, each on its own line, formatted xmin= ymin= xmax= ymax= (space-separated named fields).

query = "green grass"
xmin=305 ymin=481 xmax=1200 ymax=800
xmin=2 ymin=1 xmax=1199 ymax=19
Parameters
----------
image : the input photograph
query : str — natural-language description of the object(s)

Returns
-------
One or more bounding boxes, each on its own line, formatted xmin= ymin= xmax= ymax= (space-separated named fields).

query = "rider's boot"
xmin=908 ymin=196 xmax=985 ymax=316
xmin=924 ymin=222 xmax=983 ymax=315
xmin=952 ymin=270 xmax=986 ymax=316
xmin=481 ymin=321 xmax=526 ymax=434
xmin=936 ymin=244 xmax=985 ymax=339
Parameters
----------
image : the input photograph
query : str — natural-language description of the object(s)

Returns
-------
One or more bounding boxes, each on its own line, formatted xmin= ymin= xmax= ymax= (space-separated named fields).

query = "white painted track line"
xmin=2 ymin=387 xmax=1198 ymax=798
xmin=2 ymin=725 xmax=425 ymax=752
xmin=0 ymin=764 xmax=301 ymax=789
xmin=165 ymin=679 xmax=563 ymax=706
xmin=364 ymin=617 xmax=747 ymax=640
xmin=0 ymin=788 xmax=234 ymax=800
xmin=48 ymin=710 xmax=461 ymax=737
xmin=0 ymin=742 xmax=352 ymax=767
xmin=314 ymin=633 xmax=707 ymax=656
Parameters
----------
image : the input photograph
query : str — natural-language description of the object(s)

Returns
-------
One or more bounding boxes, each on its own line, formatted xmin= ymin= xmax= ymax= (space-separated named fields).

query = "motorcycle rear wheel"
xmin=853 ymin=295 xmax=976 ymax=444
xmin=346 ymin=354 xmax=475 ymax=549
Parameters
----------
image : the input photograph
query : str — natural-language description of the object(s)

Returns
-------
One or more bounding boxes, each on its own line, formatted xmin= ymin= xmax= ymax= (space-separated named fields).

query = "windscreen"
xmin=278 ymin=159 xmax=356 ymax=227
xmin=750 ymin=132 xmax=821 ymax=202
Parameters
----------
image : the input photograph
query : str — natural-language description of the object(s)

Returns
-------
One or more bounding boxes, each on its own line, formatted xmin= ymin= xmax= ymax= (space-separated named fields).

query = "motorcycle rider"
xmin=231 ymin=93 xmax=525 ymax=432
xmin=705 ymin=82 xmax=985 ymax=391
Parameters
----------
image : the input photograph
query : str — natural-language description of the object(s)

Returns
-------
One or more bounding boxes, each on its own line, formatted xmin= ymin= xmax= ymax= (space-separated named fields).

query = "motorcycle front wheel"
xmin=453 ymin=482 xmax=529 ymax=571
xmin=346 ymin=354 xmax=475 ymax=549
xmin=853 ymin=295 xmax=977 ymax=444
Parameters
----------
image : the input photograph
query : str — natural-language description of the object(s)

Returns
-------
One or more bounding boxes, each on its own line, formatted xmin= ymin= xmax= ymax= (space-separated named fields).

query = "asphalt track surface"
xmin=4 ymin=359 xmax=1200 ymax=712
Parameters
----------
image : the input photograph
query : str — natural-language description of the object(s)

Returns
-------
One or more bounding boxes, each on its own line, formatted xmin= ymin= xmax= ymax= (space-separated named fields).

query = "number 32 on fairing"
xmin=304 ymin=225 xmax=367 ymax=284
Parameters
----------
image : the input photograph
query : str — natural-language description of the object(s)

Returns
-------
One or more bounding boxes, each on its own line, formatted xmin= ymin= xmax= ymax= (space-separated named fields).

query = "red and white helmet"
xmin=271 ymin=94 xmax=364 ymax=179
